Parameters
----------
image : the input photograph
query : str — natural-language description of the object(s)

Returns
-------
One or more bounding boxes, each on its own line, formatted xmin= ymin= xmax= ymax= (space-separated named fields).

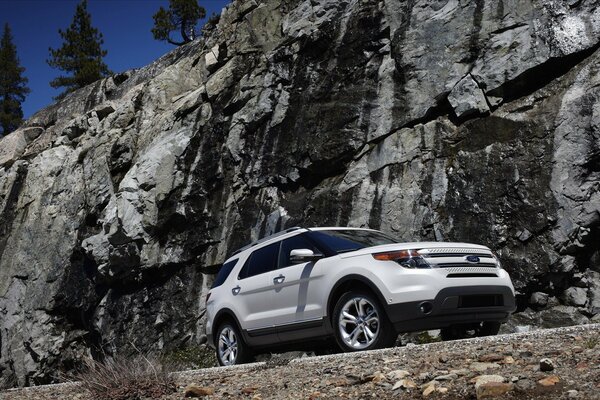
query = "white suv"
xmin=206 ymin=227 xmax=516 ymax=366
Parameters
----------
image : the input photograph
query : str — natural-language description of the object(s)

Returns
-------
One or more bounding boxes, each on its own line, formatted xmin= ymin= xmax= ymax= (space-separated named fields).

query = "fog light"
xmin=419 ymin=301 xmax=433 ymax=314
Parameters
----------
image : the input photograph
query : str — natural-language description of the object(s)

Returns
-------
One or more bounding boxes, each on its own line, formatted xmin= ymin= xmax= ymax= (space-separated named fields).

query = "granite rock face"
xmin=1 ymin=0 xmax=600 ymax=387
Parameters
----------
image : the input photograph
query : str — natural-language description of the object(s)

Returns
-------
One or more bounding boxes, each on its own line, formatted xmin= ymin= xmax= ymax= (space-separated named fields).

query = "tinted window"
xmin=211 ymin=259 xmax=238 ymax=288
xmin=279 ymin=234 xmax=321 ymax=268
xmin=238 ymin=242 xmax=280 ymax=279
xmin=308 ymin=229 xmax=397 ymax=254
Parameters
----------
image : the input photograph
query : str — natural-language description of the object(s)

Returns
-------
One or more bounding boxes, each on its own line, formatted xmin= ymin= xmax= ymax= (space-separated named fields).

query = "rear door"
xmin=268 ymin=234 xmax=327 ymax=327
xmin=234 ymin=242 xmax=280 ymax=334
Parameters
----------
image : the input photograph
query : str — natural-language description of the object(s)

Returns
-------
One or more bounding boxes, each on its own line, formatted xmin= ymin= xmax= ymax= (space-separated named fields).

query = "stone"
xmin=567 ymin=389 xmax=579 ymax=398
xmin=529 ymin=292 xmax=549 ymax=308
xmin=184 ymin=385 xmax=215 ymax=397
xmin=434 ymin=373 xmax=457 ymax=381
xmin=205 ymin=44 xmax=221 ymax=71
xmin=387 ymin=370 xmax=410 ymax=380
xmin=539 ymin=358 xmax=555 ymax=372
xmin=422 ymin=383 xmax=437 ymax=397
xmin=472 ymin=375 xmax=505 ymax=390
xmin=205 ymin=57 xmax=238 ymax=99
xmin=448 ymin=75 xmax=490 ymax=118
xmin=562 ymin=287 xmax=588 ymax=307
xmin=0 ymin=130 xmax=27 ymax=166
xmin=478 ymin=354 xmax=504 ymax=362
xmin=369 ymin=372 xmax=386 ymax=383
xmin=538 ymin=375 xmax=560 ymax=387
xmin=503 ymin=356 xmax=515 ymax=364
xmin=392 ymin=379 xmax=416 ymax=390
xmin=476 ymin=382 xmax=513 ymax=399
xmin=21 ymin=127 xmax=44 ymax=143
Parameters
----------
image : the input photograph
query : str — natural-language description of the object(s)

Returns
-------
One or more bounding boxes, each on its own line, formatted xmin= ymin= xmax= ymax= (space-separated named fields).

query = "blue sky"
xmin=0 ymin=0 xmax=230 ymax=119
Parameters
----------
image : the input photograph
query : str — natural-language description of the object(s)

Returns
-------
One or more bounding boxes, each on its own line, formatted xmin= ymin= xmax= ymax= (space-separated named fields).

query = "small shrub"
xmin=162 ymin=345 xmax=217 ymax=370
xmin=414 ymin=331 xmax=442 ymax=344
xmin=74 ymin=355 xmax=176 ymax=400
xmin=584 ymin=336 xmax=598 ymax=349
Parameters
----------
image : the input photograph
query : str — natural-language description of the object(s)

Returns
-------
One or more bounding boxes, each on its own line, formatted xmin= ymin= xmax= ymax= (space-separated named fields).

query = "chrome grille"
xmin=421 ymin=247 xmax=492 ymax=256
xmin=444 ymin=266 xmax=498 ymax=274
xmin=437 ymin=262 xmax=497 ymax=268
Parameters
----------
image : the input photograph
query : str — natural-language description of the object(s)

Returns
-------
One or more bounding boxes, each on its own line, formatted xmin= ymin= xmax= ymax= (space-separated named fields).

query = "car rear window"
xmin=307 ymin=229 xmax=397 ymax=254
xmin=211 ymin=259 xmax=238 ymax=289
xmin=238 ymin=242 xmax=280 ymax=279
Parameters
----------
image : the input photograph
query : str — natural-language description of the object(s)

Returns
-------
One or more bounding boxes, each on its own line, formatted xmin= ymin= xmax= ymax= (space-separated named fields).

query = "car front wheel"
xmin=332 ymin=291 xmax=396 ymax=352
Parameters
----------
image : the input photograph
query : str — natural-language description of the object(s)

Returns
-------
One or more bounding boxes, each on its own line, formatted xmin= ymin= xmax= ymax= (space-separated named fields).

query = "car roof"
xmin=226 ymin=226 xmax=384 ymax=261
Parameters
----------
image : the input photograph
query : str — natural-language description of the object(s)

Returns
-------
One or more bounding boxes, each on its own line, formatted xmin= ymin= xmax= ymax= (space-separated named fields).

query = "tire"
xmin=476 ymin=321 xmax=501 ymax=337
xmin=441 ymin=321 xmax=501 ymax=341
xmin=215 ymin=321 xmax=252 ymax=366
xmin=440 ymin=325 xmax=468 ymax=341
xmin=332 ymin=291 xmax=396 ymax=352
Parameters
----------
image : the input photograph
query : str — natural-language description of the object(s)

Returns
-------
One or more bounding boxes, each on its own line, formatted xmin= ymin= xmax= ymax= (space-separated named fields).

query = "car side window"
xmin=279 ymin=234 xmax=321 ymax=268
xmin=238 ymin=242 xmax=280 ymax=279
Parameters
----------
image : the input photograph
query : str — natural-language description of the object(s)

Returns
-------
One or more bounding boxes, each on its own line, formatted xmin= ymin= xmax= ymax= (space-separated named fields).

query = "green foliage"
xmin=0 ymin=23 xmax=30 ymax=136
xmin=47 ymin=0 xmax=111 ymax=98
xmin=162 ymin=345 xmax=217 ymax=369
xmin=152 ymin=0 xmax=206 ymax=46
xmin=584 ymin=336 xmax=598 ymax=349
xmin=414 ymin=331 xmax=442 ymax=344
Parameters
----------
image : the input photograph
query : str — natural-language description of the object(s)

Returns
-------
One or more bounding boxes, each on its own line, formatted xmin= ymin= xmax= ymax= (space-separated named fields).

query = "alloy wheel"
xmin=218 ymin=326 xmax=238 ymax=365
xmin=338 ymin=296 xmax=380 ymax=349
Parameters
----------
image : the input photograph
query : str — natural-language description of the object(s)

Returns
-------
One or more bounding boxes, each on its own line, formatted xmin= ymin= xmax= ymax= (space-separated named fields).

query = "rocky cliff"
xmin=1 ymin=0 xmax=599 ymax=388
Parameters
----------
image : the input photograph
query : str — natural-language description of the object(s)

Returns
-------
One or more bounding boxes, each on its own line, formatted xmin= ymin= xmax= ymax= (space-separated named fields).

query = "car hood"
xmin=337 ymin=241 xmax=491 ymax=259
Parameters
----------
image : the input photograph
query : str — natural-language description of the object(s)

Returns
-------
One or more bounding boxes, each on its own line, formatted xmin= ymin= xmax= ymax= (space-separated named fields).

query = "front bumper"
xmin=385 ymin=285 xmax=516 ymax=332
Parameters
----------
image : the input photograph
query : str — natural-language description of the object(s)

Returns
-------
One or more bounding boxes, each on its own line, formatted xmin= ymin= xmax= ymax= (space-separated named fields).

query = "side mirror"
xmin=289 ymin=248 xmax=323 ymax=263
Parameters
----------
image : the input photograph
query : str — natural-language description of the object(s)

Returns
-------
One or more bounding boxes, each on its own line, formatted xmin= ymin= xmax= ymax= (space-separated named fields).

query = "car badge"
xmin=465 ymin=255 xmax=480 ymax=263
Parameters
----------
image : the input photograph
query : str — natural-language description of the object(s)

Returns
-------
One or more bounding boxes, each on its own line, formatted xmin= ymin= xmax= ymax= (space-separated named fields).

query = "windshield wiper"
xmin=337 ymin=248 xmax=361 ymax=254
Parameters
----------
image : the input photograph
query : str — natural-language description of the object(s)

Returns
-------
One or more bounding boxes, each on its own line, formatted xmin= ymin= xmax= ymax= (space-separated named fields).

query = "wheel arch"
xmin=326 ymin=274 xmax=389 ymax=323
xmin=211 ymin=308 xmax=243 ymax=344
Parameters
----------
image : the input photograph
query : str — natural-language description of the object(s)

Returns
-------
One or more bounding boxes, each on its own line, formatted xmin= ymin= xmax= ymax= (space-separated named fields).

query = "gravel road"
xmin=3 ymin=324 xmax=599 ymax=399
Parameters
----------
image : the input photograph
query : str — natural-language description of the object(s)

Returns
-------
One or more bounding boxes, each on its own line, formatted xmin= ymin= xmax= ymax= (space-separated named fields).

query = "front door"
xmin=268 ymin=234 xmax=326 ymax=327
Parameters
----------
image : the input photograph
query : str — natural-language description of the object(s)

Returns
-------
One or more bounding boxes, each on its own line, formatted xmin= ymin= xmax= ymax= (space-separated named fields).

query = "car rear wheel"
xmin=215 ymin=322 xmax=252 ymax=366
xmin=332 ymin=291 xmax=396 ymax=352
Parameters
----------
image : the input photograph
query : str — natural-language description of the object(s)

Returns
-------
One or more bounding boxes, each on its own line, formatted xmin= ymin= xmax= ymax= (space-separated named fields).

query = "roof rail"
xmin=230 ymin=227 xmax=303 ymax=257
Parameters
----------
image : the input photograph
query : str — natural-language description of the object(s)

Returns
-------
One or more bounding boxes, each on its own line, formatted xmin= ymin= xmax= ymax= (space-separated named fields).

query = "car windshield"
xmin=307 ymin=229 xmax=398 ymax=254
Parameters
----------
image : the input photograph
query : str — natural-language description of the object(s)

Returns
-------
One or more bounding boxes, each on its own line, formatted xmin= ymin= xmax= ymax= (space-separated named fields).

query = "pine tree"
xmin=47 ymin=0 xmax=111 ymax=98
xmin=152 ymin=0 xmax=206 ymax=46
xmin=0 ymin=23 xmax=30 ymax=136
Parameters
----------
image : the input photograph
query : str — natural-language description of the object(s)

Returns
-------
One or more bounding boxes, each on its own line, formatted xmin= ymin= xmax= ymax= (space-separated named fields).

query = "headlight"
xmin=492 ymin=254 xmax=502 ymax=269
xmin=372 ymin=250 xmax=431 ymax=268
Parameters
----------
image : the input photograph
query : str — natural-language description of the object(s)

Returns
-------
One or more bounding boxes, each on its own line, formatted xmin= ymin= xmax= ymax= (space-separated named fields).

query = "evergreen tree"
xmin=47 ymin=0 xmax=111 ymax=98
xmin=152 ymin=0 xmax=206 ymax=46
xmin=0 ymin=23 xmax=30 ymax=136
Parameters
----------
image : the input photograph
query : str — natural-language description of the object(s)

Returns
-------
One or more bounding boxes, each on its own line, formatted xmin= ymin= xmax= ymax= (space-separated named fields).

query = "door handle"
xmin=273 ymin=274 xmax=285 ymax=284
xmin=232 ymin=285 xmax=241 ymax=295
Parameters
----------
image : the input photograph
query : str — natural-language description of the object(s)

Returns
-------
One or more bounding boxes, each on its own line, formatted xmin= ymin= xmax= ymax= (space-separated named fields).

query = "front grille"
xmin=426 ymin=253 xmax=494 ymax=259
xmin=441 ymin=267 xmax=499 ymax=276
xmin=447 ymin=273 xmax=498 ymax=278
xmin=458 ymin=294 xmax=504 ymax=308
xmin=437 ymin=263 xmax=497 ymax=268
xmin=422 ymin=248 xmax=492 ymax=256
